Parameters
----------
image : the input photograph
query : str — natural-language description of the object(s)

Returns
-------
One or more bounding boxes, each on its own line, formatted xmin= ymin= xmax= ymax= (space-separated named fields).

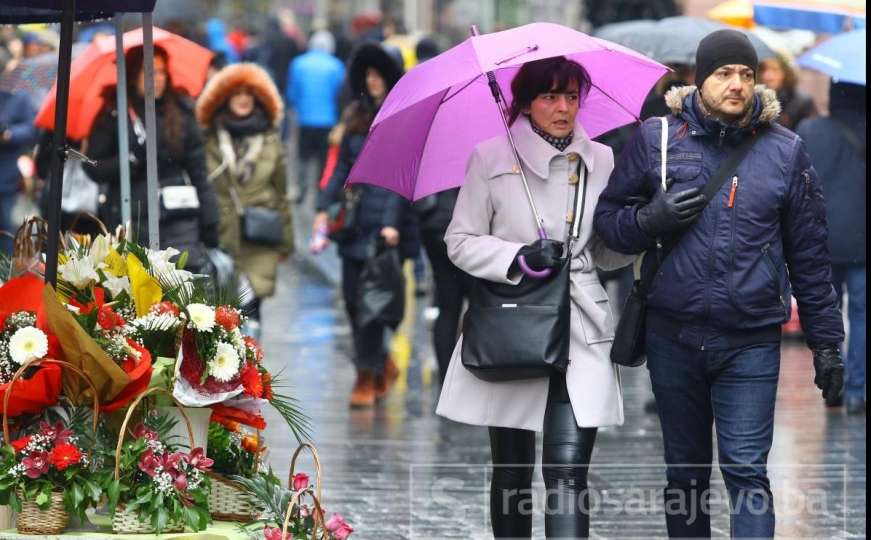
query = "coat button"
xmin=566 ymin=211 xmax=574 ymax=223
xmin=567 ymin=153 xmax=579 ymax=162
xmin=511 ymin=165 xmax=520 ymax=174
xmin=569 ymin=173 xmax=579 ymax=184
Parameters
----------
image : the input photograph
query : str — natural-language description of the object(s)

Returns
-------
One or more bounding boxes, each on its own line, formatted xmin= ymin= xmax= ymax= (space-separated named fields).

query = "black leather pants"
xmin=489 ymin=374 xmax=598 ymax=539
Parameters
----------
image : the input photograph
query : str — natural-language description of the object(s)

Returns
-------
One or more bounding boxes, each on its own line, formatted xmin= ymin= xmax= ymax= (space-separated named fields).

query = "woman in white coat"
xmin=435 ymin=57 xmax=634 ymax=538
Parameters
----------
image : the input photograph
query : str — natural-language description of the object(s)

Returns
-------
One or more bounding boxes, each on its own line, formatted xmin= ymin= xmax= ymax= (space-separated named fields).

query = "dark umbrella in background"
xmin=0 ymin=44 xmax=88 ymax=109
xmin=0 ymin=0 xmax=157 ymax=286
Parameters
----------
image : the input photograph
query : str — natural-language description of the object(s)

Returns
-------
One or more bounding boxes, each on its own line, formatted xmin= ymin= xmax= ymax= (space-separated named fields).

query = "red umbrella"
xmin=35 ymin=26 xmax=212 ymax=140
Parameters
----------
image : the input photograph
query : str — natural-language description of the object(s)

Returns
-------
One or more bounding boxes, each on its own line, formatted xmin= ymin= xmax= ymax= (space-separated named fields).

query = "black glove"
xmin=517 ymin=239 xmax=564 ymax=271
xmin=810 ymin=343 xmax=844 ymax=402
xmin=200 ymin=224 xmax=220 ymax=248
xmin=636 ymin=186 xmax=707 ymax=237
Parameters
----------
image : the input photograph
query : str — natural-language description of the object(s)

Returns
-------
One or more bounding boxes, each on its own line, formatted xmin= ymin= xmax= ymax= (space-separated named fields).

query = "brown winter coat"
xmin=195 ymin=63 xmax=294 ymax=298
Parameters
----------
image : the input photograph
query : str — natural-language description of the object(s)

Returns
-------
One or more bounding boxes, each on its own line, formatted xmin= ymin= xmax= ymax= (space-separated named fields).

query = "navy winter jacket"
xmin=594 ymin=85 xmax=844 ymax=346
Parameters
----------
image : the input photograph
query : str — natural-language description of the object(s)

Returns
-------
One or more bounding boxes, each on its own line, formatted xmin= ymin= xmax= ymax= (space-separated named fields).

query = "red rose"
xmin=97 ymin=305 xmax=125 ymax=330
xmin=152 ymin=301 xmax=181 ymax=317
xmin=292 ymin=472 xmax=309 ymax=492
xmin=215 ymin=306 xmax=240 ymax=331
xmin=49 ymin=443 xmax=82 ymax=471
xmin=11 ymin=436 xmax=31 ymax=453
xmin=240 ymin=362 xmax=263 ymax=398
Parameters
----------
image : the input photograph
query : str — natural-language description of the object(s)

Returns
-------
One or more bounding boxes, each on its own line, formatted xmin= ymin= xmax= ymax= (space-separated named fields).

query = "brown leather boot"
xmin=374 ymin=356 xmax=400 ymax=399
xmin=349 ymin=370 xmax=375 ymax=408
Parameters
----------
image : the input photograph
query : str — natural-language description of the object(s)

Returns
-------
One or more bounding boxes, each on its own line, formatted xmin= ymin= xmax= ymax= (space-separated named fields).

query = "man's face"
xmin=700 ymin=64 xmax=755 ymax=122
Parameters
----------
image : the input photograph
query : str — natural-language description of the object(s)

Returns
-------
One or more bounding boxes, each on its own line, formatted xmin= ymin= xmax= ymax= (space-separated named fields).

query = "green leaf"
xmin=35 ymin=491 xmax=49 ymax=506
xmin=9 ymin=491 xmax=21 ymax=513
xmin=70 ymin=481 xmax=84 ymax=508
xmin=153 ymin=506 xmax=169 ymax=533
xmin=176 ymin=250 xmax=189 ymax=269
xmin=86 ymin=479 xmax=102 ymax=502
xmin=107 ymin=479 xmax=120 ymax=510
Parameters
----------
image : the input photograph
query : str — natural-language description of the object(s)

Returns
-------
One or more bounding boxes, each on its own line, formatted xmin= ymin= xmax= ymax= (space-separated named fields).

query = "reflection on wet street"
xmin=258 ymin=259 xmax=865 ymax=539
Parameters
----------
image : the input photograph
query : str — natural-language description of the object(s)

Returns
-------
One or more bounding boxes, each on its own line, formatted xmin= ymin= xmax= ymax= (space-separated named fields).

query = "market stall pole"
xmin=141 ymin=15 xmax=160 ymax=249
xmin=115 ymin=14 xmax=132 ymax=228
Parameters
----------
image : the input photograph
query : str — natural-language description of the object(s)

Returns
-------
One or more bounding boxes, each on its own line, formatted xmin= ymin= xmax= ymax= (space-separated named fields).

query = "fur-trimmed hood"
xmin=664 ymin=84 xmax=782 ymax=125
xmin=195 ymin=63 xmax=284 ymax=127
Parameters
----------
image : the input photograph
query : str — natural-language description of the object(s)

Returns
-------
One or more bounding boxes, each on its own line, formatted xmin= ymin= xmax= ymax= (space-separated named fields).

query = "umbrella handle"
xmin=518 ymin=227 xmax=552 ymax=279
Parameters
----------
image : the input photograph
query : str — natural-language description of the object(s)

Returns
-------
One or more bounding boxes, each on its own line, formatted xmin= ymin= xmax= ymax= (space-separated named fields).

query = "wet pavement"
xmin=256 ymin=257 xmax=866 ymax=539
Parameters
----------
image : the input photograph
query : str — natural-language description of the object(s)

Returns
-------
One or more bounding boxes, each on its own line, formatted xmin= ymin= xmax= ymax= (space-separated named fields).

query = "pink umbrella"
xmin=347 ymin=22 xmax=669 ymax=203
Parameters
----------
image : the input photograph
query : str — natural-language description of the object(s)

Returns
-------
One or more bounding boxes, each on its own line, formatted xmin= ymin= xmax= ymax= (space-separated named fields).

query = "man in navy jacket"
xmin=594 ymin=30 xmax=844 ymax=538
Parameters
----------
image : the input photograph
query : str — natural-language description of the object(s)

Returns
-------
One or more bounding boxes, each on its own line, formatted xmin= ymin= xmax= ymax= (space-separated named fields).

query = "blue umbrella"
xmin=798 ymin=28 xmax=866 ymax=86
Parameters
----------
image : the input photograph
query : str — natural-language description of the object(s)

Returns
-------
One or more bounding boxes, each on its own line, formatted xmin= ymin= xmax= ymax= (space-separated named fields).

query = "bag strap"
xmin=639 ymin=120 xmax=767 ymax=288
xmin=568 ymin=160 xmax=588 ymax=244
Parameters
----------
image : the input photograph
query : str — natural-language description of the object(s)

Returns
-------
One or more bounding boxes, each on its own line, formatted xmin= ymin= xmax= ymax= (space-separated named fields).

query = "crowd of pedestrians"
xmin=0 ymin=13 xmax=865 ymax=538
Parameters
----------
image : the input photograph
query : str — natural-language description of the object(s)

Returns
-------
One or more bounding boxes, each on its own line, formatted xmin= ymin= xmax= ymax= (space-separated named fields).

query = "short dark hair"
xmin=508 ymin=56 xmax=592 ymax=126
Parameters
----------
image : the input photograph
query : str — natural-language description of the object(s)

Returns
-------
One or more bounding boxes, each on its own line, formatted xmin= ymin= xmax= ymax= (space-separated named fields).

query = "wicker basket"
xmin=281 ymin=442 xmax=328 ymax=540
xmin=112 ymin=503 xmax=184 ymax=534
xmin=3 ymin=359 xmax=100 ymax=536
xmin=207 ymin=471 xmax=260 ymax=522
xmin=111 ymin=387 xmax=198 ymax=534
xmin=15 ymin=490 xmax=69 ymax=535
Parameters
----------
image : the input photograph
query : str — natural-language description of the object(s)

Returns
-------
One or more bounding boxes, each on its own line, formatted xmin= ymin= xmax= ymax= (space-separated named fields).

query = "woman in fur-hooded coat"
xmin=196 ymin=63 xmax=294 ymax=317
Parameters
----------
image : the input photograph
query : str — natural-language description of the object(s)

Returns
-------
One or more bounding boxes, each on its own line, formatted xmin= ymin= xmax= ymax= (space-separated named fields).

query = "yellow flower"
xmin=127 ymin=253 xmax=162 ymax=317
xmin=104 ymin=250 xmax=128 ymax=277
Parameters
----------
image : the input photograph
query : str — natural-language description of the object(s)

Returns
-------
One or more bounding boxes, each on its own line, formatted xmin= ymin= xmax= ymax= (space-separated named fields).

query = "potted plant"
xmin=106 ymin=388 xmax=213 ymax=534
xmin=206 ymin=421 xmax=263 ymax=521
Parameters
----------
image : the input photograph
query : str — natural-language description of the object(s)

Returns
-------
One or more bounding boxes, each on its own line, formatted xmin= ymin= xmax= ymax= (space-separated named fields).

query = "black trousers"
xmin=420 ymin=229 xmax=471 ymax=385
xmin=489 ymin=374 xmax=598 ymax=538
xmin=341 ymin=257 xmax=388 ymax=374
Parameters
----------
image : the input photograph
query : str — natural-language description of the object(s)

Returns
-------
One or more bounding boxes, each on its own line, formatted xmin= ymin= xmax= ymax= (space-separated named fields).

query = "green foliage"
xmin=268 ymin=370 xmax=313 ymax=443
xmin=207 ymin=423 xmax=257 ymax=476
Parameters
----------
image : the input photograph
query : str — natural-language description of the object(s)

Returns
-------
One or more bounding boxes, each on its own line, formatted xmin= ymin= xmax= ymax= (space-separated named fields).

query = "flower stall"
xmin=0 ymin=225 xmax=352 ymax=539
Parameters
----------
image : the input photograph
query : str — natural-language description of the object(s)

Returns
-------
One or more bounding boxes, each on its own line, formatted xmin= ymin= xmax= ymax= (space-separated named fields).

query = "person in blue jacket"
xmin=286 ymin=30 xmax=345 ymax=205
xmin=0 ymin=89 xmax=37 ymax=254
xmin=797 ymin=81 xmax=866 ymax=415
xmin=594 ymin=30 xmax=844 ymax=538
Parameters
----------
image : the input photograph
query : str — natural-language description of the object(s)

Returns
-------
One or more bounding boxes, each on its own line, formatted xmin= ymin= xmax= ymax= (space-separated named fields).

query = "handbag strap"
xmin=567 ymin=159 xmax=588 ymax=248
xmin=638 ymin=119 xmax=767 ymax=289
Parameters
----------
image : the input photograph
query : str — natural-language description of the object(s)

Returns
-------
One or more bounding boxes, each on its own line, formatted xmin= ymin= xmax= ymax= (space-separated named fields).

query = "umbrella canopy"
xmin=798 ymin=28 xmax=866 ymax=85
xmin=34 ymin=26 xmax=213 ymax=140
xmin=0 ymin=0 xmax=155 ymax=23
xmin=753 ymin=0 xmax=866 ymax=33
xmin=0 ymin=45 xmax=88 ymax=109
xmin=709 ymin=0 xmax=756 ymax=28
xmin=592 ymin=16 xmax=775 ymax=66
xmin=346 ymin=23 xmax=668 ymax=201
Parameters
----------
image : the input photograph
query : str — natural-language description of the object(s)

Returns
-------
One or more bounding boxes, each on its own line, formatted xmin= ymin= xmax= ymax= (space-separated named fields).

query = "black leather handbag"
xmin=611 ymin=120 xmax=766 ymax=367
xmin=461 ymin=162 xmax=587 ymax=382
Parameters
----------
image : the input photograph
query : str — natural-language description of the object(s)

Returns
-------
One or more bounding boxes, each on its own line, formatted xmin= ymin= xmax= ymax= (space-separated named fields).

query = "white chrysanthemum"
xmin=103 ymin=275 xmax=131 ymax=298
xmin=210 ymin=342 xmax=240 ymax=382
xmin=186 ymin=303 xmax=216 ymax=332
xmin=58 ymin=257 xmax=99 ymax=289
xmin=9 ymin=326 xmax=49 ymax=365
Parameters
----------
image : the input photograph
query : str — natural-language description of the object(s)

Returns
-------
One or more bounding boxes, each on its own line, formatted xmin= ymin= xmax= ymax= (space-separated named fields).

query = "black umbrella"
xmin=0 ymin=0 xmax=156 ymax=286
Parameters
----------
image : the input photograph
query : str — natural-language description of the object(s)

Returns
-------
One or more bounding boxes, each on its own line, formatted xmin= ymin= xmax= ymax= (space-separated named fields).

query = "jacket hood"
xmin=195 ymin=62 xmax=284 ymax=127
xmin=664 ymin=84 xmax=782 ymax=127
xmin=348 ymin=42 xmax=403 ymax=98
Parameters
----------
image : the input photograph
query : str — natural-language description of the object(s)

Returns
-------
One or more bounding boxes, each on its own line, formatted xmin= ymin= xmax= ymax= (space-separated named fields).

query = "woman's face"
xmin=760 ymin=59 xmax=786 ymax=91
xmin=228 ymin=88 xmax=256 ymax=118
xmin=136 ymin=54 xmax=167 ymax=99
xmin=525 ymin=79 xmax=580 ymax=138
xmin=365 ymin=68 xmax=387 ymax=103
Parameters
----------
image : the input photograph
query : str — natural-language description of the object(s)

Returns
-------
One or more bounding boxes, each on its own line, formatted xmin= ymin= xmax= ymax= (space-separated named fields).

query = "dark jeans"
xmin=647 ymin=331 xmax=780 ymax=538
xmin=297 ymin=126 xmax=331 ymax=201
xmin=489 ymin=374 xmax=598 ymax=538
xmin=831 ymin=263 xmax=866 ymax=400
xmin=421 ymin=229 xmax=470 ymax=385
xmin=341 ymin=257 xmax=388 ymax=375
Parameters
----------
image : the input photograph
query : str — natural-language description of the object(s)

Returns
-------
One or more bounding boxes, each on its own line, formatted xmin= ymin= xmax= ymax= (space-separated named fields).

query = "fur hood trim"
xmin=663 ymin=84 xmax=782 ymax=124
xmin=195 ymin=62 xmax=284 ymax=127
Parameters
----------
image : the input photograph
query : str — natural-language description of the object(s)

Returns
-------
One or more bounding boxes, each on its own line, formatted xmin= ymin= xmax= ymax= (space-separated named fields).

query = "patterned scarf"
xmin=530 ymin=121 xmax=574 ymax=152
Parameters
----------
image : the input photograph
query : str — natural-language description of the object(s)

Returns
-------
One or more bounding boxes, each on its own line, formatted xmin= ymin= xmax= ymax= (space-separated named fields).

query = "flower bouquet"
xmin=0 ymin=274 xmax=64 ymax=417
xmin=234 ymin=443 xmax=354 ymax=540
xmin=205 ymin=421 xmax=264 ymax=521
xmin=106 ymin=387 xmax=213 ymax=534
xmin=0 ymin=359 xmax=102 ymax=535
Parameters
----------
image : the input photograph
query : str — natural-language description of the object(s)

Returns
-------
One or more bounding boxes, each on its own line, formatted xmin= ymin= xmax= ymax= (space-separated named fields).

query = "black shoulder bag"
xmin=611 ymin=119 xmax=766 ymax=367
xmin=460 ymin=161 xmax=588 ymax=382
